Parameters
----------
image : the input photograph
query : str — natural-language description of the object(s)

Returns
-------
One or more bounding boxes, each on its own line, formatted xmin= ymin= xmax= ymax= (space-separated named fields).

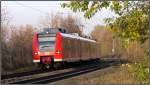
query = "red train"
xmin=32 ymin=28 xmax=100 ymax=69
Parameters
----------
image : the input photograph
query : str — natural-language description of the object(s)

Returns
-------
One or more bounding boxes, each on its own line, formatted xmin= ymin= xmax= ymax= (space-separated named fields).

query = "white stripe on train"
xmin=54 ymin=59 xmax=62 ymax=62
xmin=33 ymin=59 xmax=62 ymax=62
xmin=33 ymin=60 xmax=40 ymax=62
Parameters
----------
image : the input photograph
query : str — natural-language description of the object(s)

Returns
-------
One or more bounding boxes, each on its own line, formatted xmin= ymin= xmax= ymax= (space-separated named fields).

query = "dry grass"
xmin=78 ymin=66 xmax=138 ymax=84
xmin=52 ymin=65 xmax=139 ymax=84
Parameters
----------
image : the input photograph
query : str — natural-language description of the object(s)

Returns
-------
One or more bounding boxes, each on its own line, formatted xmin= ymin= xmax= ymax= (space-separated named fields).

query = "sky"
xmin=2 ymin=1 xmax=116 ymax=35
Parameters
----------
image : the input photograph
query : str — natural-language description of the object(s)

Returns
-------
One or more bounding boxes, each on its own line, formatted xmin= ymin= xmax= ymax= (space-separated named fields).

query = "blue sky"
xmin=2 ymin=1 xmax=116 ymax=35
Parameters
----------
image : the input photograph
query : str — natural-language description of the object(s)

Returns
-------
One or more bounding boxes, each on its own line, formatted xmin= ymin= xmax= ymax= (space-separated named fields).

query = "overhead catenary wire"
xmin=10 ymin=1 xmax=88 ymax=32
xmin=13 ymin=1 xmax=73 ymax=16
xmin=11 ymin=1 xmax=86 ymax=21
xmin=13 ymin=1 xmax=49 ymax=15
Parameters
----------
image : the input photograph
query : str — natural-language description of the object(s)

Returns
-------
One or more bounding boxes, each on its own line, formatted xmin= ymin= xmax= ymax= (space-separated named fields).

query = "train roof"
xmin=37 ymin=28 xmax=66 ymax=35
xmin=60 ymin=33 xmax=96 ymax=43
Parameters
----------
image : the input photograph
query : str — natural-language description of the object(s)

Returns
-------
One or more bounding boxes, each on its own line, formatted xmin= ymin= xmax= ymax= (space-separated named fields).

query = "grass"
xmin=53 ymin=56 xmax=149 ymax=85
xmin=52 ymin=65 xmax=139 ymax=84
xmin=127 ymin=56 xmax=149 ymax=84
xmin=78 ymin=57 xmax=149 ymax=84
xmin=78 ymin=66 xmax=139 ymax=84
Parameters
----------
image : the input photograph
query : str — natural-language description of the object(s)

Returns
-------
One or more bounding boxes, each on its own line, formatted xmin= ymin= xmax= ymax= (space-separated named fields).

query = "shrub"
xmin=1 ymin=24 xmax=36 ymax=73
xmin=127 ymin=55 xmax=149 ymax=84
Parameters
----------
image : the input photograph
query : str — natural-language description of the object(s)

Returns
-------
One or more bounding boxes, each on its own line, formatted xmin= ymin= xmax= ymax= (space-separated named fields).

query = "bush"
xmin=127 ymin=55 xmax=149 ymax=84
xmin=1 ymin=24 xmax=36 ymax=74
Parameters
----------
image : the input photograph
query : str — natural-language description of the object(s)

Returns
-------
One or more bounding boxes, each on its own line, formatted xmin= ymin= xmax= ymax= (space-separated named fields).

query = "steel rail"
xmin=2 ymin=58 xmax=127 ymax=84
xmin=12 ymin=59 xmax=122 ymax=84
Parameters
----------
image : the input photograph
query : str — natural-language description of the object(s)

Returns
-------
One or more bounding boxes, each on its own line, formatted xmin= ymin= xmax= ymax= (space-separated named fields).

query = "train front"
xmin=32 ymin=30 xmax=56 ymax=69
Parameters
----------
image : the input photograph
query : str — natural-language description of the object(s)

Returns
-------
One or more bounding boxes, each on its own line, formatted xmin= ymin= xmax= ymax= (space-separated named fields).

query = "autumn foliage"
xmin=1 ymin=25 xmax=36 ymax=74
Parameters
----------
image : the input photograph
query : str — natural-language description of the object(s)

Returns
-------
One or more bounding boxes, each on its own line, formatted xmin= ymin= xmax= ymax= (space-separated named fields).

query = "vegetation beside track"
xmin=127 ymin=55 xmax=149 ymax=84
xmin=51 ymin=56 xmax=149 ymax=84
xmin=51 ymin=65 xmax=137 ymax=84
xmin=62 ymin=1 xmax=149 ymax=84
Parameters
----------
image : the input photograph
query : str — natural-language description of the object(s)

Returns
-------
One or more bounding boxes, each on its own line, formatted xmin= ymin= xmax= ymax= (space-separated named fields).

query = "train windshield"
xmin=38 ymin=34 xmax=56 ymax=52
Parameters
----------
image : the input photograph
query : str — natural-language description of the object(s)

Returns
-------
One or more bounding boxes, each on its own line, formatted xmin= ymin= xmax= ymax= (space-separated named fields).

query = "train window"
xmin=38 ymin=36 xmax=55 ymax=41
xmin=38 ymin=35 xmax=56 ymax=52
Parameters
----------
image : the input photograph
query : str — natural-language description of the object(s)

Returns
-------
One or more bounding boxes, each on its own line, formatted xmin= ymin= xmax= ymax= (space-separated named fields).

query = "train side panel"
xmin=62 ymin=37 xmax=79 ymax=62
xmin=54 ymin=32 xmax=62 ymax=62
xmin=60 ymin=33 xmax=101 ymax=63
xmin=33 ymin=33 xmax=40 ymax=62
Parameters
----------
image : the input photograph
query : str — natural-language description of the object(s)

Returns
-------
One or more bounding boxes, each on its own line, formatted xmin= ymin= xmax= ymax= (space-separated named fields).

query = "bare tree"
xmin=1 ymin=5 xmax=11 ymax=42
xmin=1 ymin=5 xmax=37 ymax=74
xmin=7 ymin=24 xmax=35 ymax=71
xmin=39 ymin=12 xmax=83 ymax=36
xmin=1 ymin=6 xmax=36 ymax=72
xmin=1 ymin=5 xmax=11 ymax=73
xmin=91 ymin=25 xmax=113 ymax=42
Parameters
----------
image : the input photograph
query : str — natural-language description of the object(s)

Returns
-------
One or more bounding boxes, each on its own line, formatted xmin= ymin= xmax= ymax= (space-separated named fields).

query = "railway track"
xmin=1 ymin=60 xmax=98 ymax=84
xmin=1 ymin=58 xmax=128 ymax=84
xmin=24 ymin=64 xmax=103 ymax=84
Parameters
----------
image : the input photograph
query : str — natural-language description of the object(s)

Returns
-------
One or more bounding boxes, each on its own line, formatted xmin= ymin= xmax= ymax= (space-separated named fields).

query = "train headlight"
xmin=34 ymin=52 xmax=40 ymax=55
xmin=34 ymin=52 xmax=38 ymax=55
xmin=56 ymin=50 xmax=60 ymax=54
